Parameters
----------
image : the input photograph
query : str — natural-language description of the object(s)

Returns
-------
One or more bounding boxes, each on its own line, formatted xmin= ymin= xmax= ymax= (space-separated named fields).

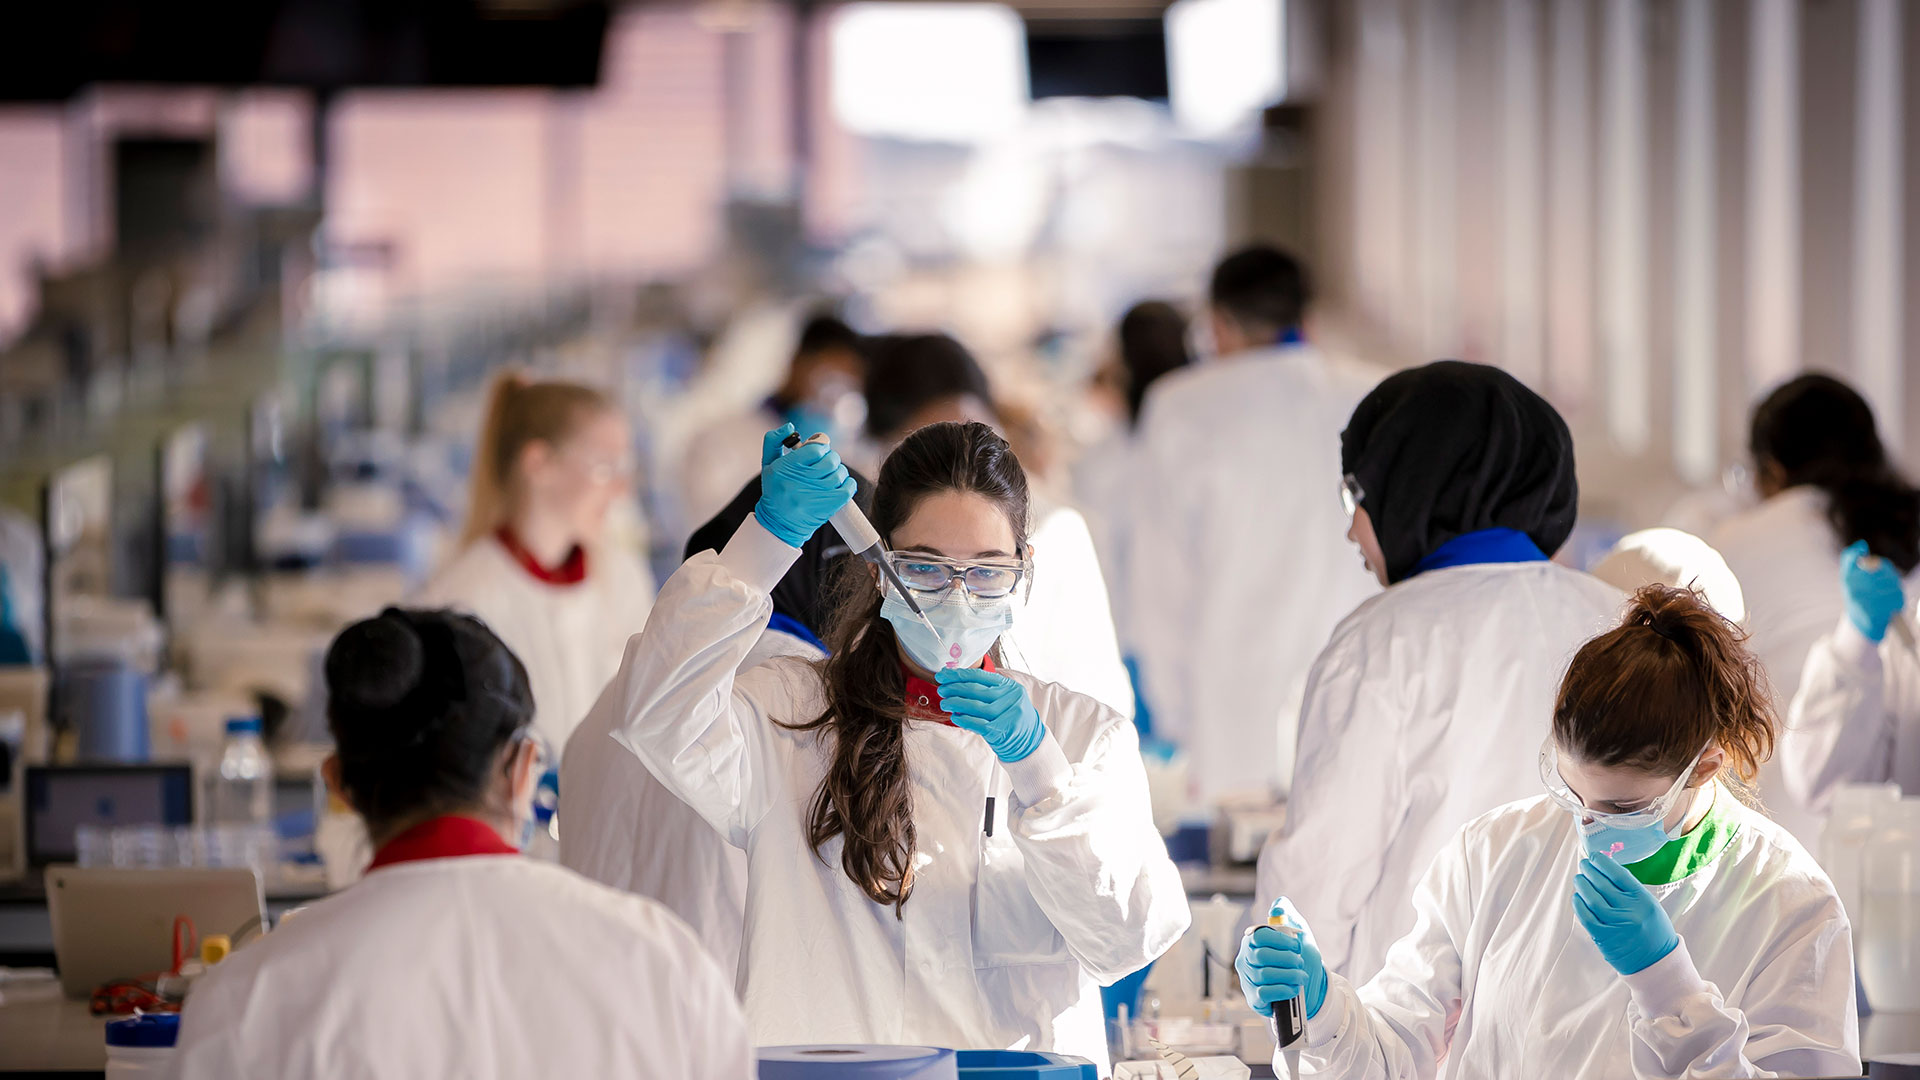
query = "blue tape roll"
xmin=758 ymin=1045 xmax=959 ymax=1080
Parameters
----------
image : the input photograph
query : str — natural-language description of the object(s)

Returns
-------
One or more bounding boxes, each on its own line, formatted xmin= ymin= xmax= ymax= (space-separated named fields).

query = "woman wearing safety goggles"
xmin=601 ymin=419 xmax=1188 ymax=1071
xmin=1238 ymin=583 xmax=1858 ymax=1078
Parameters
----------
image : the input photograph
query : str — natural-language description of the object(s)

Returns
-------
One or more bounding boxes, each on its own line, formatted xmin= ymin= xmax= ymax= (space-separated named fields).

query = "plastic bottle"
xmin=1859 ymin=798 xmax=1920 ymax=1011
xmin=1822 ymin=782 xmax=1900 ymax=926
xmin=208 ymin=717 xmax=272 ymax=827
xmin=104 ymin=1013 xmax=178 ymax=1078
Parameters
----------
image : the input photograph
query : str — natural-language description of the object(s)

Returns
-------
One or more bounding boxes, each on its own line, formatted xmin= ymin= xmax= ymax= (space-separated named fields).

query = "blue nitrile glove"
xmin=935 ymin=667 xmax=1045 ymax=763
xmin=1236 ymin=899 xmax=1328 ymax=1019
xmin=755 ymin=424 xmax=857 ymax=549
xmin=1572 ymin=852 xmax=1679 ymax=976
xmin=1842 ymin=539 xmax=1907 ymax=643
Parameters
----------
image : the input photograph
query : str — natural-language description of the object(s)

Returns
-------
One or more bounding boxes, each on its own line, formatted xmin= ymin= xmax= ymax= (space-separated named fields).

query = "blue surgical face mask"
xmin=882 ymin=590 xmax=1013 ymax=672
xmin=1579 ymin=816 xmax=1684 ymax=864
xmin=1541 ymin=737 xmax=1708 ymax=864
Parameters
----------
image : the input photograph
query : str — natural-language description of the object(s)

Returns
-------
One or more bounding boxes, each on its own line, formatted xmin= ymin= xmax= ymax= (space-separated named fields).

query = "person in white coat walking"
xmin=174 ymin=608 xmax=749 ymax=1079
xmin=1258 ymin=361 xmax=1624 ymax=985
xmin=1709 ymin=373 xmax=1920 ymax=844
xmin=413 ymin=372 xmax=656 ymax=761
xmin=596 ymin=420 xmax=1189 ymax=1070
xmin=560 ymin=468 xmax=869 ymax=977
xmin=1239 ymin=585 xmax=1858 ymax=1079
xmin=1126 ymin=246 xmax=1382 ymax=801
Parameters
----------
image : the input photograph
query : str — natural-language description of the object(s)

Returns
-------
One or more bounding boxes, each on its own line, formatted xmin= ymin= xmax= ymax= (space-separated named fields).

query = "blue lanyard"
xmin=1411 ymin=527 xmax=1548 ymax=577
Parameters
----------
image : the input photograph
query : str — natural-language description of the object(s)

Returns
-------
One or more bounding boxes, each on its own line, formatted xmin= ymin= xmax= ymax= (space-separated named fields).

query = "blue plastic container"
xmin=954 ymin=1050 xmax=1097 ymax=1080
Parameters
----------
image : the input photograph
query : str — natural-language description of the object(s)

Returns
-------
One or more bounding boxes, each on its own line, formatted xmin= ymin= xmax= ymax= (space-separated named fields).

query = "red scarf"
xmin=366 ymin=815 xmax=517 ymax=872
xmin=495 ymin=526 xmax=588 ymax=586
xmin=902 ymin=655 xmax=997 ymax=726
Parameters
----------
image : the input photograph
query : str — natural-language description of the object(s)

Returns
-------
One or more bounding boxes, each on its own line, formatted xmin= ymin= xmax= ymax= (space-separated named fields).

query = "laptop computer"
xmin=45 ymin=865 xmax=265 ymax=998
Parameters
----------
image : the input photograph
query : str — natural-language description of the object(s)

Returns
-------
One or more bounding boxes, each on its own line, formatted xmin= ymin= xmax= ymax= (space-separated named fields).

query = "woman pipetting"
xmin=593 ymin=419 xmax=1189 ymax=1069
xmin=175 ymin=609 xmax=749 ymax=1078
xmin=415 ymin=372 xmax=656 ymax=761
xmin=1238 ymin=585 xmax=1858 ymax=1078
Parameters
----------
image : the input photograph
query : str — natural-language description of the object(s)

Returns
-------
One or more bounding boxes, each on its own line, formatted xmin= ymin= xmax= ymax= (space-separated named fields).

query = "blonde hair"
xmin=460 ymin=372 xmax=616 ymax=545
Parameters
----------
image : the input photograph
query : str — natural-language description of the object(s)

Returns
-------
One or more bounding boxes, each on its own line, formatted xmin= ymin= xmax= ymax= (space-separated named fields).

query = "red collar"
xmin=902 ymin=655 xmax=997 ymax=726
xmin=366 ymin=815 xmax=518 ymax=872
xmin=495 ymin=526 xmax=588 ymax=585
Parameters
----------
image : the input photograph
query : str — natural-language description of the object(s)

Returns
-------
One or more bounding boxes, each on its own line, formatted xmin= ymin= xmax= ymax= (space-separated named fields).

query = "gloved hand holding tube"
xmin=1843 ymin=540 xmax=1915 ymax=650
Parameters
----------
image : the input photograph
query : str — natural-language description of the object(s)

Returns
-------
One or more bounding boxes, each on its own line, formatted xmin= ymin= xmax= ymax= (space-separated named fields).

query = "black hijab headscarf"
xmin=1340 ymin=360 xmax=1577 ymax=584
xmin=684 ymin=467 xmax=876 ymax=639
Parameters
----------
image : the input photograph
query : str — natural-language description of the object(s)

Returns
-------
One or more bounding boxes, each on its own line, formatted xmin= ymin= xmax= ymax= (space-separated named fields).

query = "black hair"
xmin=1750 ymin=373 xmax=1920 ymax=573
xmin=796 ymin=313 xmax=863 ymax=359
xmin=862 ymin=333 xmax=996 ymax=442
xmin=324 ymin=608 xmax=534 ymax=830
xmin=1117 ymin=300 xmax=1192 ymax=426
xmin=1209 ymin=245 xmax=1311 ymax=340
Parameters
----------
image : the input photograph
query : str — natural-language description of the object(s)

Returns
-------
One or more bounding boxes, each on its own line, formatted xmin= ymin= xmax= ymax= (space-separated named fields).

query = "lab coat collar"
xmin=903 ymin=655 xmax=997 ymax=726
xmin=366 ymin=815 xmax=518 ymax=872
xmin=495 ymin=526 xmax=588 ymax=586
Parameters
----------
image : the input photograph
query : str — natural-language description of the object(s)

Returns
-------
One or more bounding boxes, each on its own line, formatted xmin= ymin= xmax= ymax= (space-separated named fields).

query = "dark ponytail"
xmin=325 ymin=608 xmax=534 ymax=830
xmin=779 ymin=422 xmax=1031 ymax=913
xmin=1554 ymin=585 xmax=1776 ymax=790
xmin=1751 ymin=373 xmax=1920 ymax=573
xmin=1118 ymin=301 xmax=1192 ymax=428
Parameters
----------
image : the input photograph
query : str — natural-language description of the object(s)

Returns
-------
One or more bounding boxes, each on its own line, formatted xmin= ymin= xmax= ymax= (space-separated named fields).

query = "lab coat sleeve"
xmin=1293 ymin=829 xmax=1475 ymax=1080
xmin=605 ymin=514 xmax=804 ymax=846
xmin=1783 ymin=616 xmax=1896 ymax=812
xmin=1004 ymin=697 xmax=1192 ymax=982
xmin=1256 ymin=627 xmax=1402 ymax=977
xmin=1621 ymin=902 xmax=1859 ymax=1079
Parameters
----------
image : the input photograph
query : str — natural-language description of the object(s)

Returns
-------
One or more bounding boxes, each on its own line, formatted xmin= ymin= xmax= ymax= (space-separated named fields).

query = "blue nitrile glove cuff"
xmin=1572 ymin=854 xmax=1680 ymax=976
xmin=1842 ymin=540 xmax=1907 ymax=644
xmin=935 ymin=668 xmax=1046 ymax=763
xmin=755 ymin=424 xmax=856 ymax=549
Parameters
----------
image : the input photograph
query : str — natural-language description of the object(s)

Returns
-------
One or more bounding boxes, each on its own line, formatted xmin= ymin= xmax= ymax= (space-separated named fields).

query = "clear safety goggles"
xmin=884 ymin=552 xmax=1030 ymax=600
xmin=1538 ymin=737 xmax=1707 ymax=830
xmin=1340 ymin=473 xmax=1366 ymax=518
xmin=565 ymin=447 xmax=637 ymax=484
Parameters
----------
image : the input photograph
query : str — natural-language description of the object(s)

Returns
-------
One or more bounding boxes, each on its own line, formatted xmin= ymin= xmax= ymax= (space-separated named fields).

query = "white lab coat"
xmin=1126 ymin=344 xmax=1383 ymax=798
xmin=173 ymin=853 xmax=751 ymax=1080
xmin=561 ymin=625 xmax=824 ymax=979
xmin=1003 ymin=502 xmax=1136 ymax=720
xmin=598 ymin=515 xmax=1190 ymax=1070
xmin=1293 ymin=790 xmax=1859 ymax=1079
xmin=413 ymin=535 xmax=656 ymax=757
xmin=1071 ymin=428 xmax=1140 ymax=641
xmin=1708 ymin=487 xmax=1844 ymax=846
xmin=1785 ymin=614 xmax=1920 ymax=808
xmin=1258 ymin=562 xmax=1624 ymax=984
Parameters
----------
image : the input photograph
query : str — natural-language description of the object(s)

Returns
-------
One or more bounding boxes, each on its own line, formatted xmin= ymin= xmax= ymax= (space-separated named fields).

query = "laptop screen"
xmin=26 ymin=765 xmax=194 ymax=866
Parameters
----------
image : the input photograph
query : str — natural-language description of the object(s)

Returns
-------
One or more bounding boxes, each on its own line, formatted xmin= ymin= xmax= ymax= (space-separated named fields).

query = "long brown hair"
xmin=1553 ymin=584 xmax=1777 ymax=789
xmin=460 ymin=372 xmax=615 ymax=545
xmin=780 ymin=421 xmax=1031 ymax=912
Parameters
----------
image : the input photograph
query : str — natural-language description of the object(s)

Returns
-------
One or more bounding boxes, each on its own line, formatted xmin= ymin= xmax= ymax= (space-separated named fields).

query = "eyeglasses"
xmin=1538 ymin=737 xmax=1706 ymax=829
xmin=1340 ymin=473 xmax=1365 ymax=518
xmin=567 ymin=450 xmax=636 ymax=484
xmin=884 ymin=552 xmax=1030 ymax=600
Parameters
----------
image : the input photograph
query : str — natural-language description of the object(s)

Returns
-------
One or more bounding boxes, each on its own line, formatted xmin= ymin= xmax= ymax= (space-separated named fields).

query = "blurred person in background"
xmin=176 ymin=609 xmax=749 ymax=1079
xmin=1708 ymin=373 xmax=1920 ymax=844
xmin=1258 ymin=361 xmax=1623 ymax=985
xmin=1072 ymin=300 xmax=1193 ymax=653
xmin=1591 ymin=527 xmax=1746 ymax=624
xmin=680 ymin=312 xmax=867 ymax=531
xmin=1126 ymin=246 xmax=1382 ymax=803
xmin=561 ymin=469 xmax=871 ymax=977
xmin=414 ymin=373 xmax=656 ymax=764
xmin=863 ymin=333 xmax=1134 ymax=719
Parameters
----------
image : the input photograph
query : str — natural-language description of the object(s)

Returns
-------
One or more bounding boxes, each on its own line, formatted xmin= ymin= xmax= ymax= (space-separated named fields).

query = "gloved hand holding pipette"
xmin=756 ymin=424 xmax=858 ymax=548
